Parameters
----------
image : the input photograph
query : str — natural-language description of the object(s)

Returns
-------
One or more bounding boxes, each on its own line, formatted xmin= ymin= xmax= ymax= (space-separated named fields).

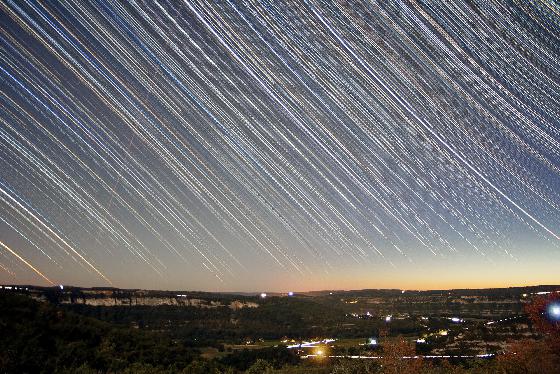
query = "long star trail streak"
xmin=0 ymin=0 xmax=558 ymax=289
xmin=0 ymin=239 xmax=53 ymax=284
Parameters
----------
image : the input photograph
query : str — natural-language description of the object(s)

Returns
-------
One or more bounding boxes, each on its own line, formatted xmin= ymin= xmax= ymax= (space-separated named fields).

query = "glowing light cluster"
xmin=548 ymin=303 xmax=560 ymax=321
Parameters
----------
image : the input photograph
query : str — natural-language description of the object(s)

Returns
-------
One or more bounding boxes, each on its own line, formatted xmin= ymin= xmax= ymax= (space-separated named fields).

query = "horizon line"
xmin=2 ymin=283 xmax=559 ymax=295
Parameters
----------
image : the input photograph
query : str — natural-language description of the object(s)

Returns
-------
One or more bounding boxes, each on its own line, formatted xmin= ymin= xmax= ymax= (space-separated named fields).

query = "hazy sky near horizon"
xmin=1 ymin=0 xmax=559 ymax=292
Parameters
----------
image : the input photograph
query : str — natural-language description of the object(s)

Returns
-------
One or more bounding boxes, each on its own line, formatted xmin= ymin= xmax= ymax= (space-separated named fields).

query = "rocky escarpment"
xmin=30 ymin=289 xmax=259 ymax=309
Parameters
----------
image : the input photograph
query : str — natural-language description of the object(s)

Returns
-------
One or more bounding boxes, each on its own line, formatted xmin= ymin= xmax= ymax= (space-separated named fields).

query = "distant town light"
xmin=59 ymin=285 xmax=64 ymax=290
xmin=416 ymin=338 xmax=426 ymax=343
xmin=367 ymin=338 xmax=377 ymax=345
xmin=385 ymin=315 xmax=392 ymax=322
xmin=260 ymin=292 xmax=267 ymax=298
xmin=401 ymin=290 xmax=405 ymax=294
xmin=450 ymin=317 xmax=462 ymax=323
xmin=288 ymin=291 xmax=294 ymax=296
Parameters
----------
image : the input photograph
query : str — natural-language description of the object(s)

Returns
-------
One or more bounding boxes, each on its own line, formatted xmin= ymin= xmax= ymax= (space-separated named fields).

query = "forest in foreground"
xmin=1 ymin=289 xmax=559 ymax=373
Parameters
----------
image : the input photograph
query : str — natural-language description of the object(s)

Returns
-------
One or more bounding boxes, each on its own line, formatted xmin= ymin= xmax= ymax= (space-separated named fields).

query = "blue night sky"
xmin=0 ymin=1 xmax=559 ymax=291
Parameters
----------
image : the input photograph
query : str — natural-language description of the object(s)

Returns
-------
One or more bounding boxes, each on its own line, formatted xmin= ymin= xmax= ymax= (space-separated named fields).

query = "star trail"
xmin=0 ymin=0 xmax=559 ymax=291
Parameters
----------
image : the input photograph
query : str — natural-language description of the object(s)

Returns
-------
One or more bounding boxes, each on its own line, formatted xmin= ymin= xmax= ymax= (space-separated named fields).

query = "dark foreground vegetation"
xmin=1 ymin=289 xmax=559 ymax=373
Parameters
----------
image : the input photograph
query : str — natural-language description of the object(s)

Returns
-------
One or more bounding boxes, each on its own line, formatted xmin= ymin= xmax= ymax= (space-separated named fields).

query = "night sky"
xmin=1 ymin=1 xmax=559 ymax=292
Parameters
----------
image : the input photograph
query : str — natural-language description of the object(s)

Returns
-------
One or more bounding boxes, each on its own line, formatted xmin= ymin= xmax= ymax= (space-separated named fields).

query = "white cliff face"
xmin=56 ymin=294 xmax=259 ymax=309
xmin=229 ymin=300 xmax=259 ymax=310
